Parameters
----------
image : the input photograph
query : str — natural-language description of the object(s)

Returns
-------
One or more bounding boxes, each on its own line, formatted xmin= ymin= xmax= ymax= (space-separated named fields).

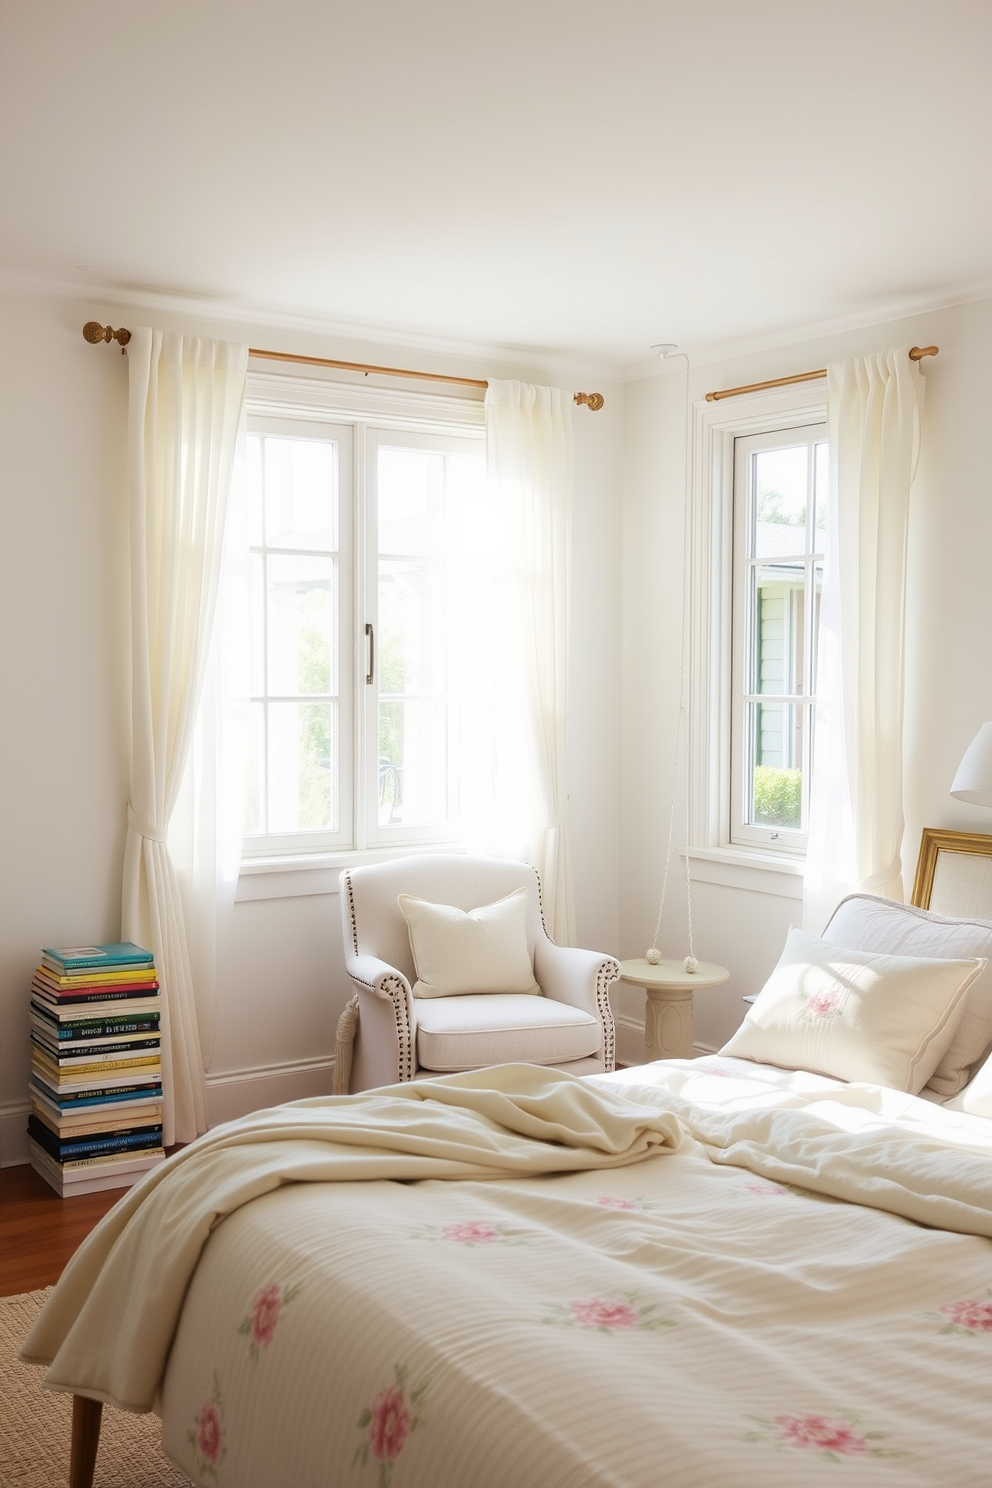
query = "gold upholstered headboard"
xmin=911 ymin=829 xmax=992 ymax=920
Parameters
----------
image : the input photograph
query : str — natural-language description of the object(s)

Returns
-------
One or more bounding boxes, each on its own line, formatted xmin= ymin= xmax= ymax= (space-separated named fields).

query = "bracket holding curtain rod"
xmin=705 ymin=345 xmax=939 ymax=403
xmin=82 ymin=324 xmax=606 ymax=409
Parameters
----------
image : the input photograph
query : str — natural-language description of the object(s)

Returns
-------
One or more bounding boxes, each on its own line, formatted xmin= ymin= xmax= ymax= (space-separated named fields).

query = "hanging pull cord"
xmin=646 ymin=350 xmax=697 ymax=975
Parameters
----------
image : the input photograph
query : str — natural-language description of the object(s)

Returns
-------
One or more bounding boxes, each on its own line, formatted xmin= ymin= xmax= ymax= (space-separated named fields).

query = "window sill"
xmin=236 ymin=842 xmax=468 ymax=902
xmin=684 ymin=845 xmax=804 ymax=900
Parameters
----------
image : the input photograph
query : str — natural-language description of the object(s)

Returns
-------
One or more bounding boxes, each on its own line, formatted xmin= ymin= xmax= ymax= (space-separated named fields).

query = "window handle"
xmin=365 ymin=623 xmax=375 ymax=685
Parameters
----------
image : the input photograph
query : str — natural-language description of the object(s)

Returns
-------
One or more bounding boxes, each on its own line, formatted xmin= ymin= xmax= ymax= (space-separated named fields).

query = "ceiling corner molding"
xmin=0 ymin=266 xmax=622 ymax=383
xmin=622 ymin=274 xmax=992 ymax=382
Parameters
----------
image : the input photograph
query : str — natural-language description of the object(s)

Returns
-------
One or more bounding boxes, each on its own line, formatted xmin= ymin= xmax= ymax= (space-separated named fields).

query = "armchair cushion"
xmin=399 ymin=888 xmax=540 ymax=999
xmin=415 ymin=994 xmax=601 ymax=1072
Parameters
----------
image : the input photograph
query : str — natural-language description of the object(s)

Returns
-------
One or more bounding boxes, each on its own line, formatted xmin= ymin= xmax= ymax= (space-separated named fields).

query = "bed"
xmin=21 ymin=863 xmax=992 ymax=1488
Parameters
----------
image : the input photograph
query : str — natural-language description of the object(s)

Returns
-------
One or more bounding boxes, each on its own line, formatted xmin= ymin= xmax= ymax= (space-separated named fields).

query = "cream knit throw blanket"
xmin=21 ymin=1065 xmax=683 ymax=1412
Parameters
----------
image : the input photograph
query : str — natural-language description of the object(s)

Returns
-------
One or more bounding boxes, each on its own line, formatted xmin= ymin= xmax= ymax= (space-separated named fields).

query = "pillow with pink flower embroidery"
xmin=719 ymin=924 xmax=984 ymax=1094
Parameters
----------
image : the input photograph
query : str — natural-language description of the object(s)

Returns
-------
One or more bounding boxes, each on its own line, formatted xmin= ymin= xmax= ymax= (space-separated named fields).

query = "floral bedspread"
xmin=159 ymin=1058 xmax=992 ymax=1487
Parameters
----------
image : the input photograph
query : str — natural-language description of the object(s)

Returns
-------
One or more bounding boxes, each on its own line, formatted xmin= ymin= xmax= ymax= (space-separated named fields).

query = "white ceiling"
xmin=2 ymin=1 xmax=990 ymax=370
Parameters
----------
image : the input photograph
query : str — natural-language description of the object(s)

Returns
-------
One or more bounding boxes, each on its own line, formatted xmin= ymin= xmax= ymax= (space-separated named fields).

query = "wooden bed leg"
xmin=70 ymin=1394 xmax=103 ymax=1488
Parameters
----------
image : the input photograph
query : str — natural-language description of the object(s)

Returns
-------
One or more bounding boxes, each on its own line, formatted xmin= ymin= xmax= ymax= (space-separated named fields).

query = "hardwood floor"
xmin=0 ymin=1162 xmax=134 ymax=1296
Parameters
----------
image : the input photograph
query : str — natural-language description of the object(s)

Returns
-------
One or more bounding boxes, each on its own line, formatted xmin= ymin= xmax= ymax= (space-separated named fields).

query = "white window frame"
xmin=687 ymin=379 xmax=827 ymax=898
xmin=238 ymin=368 xmax=486 ymax=894
xmin=361 ymin=423 xmax=489 ymax=851
xmin=730 ymin=422 xmax=826 ymax=855
xmin=245 ymin=413 xmax=356 ymax=855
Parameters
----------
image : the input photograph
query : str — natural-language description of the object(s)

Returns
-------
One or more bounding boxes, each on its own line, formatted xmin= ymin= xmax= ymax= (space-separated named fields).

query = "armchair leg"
xmin=333 ymin=994 xmax=360 ymax=1094
xmin=70 ymin=1395 xmax=103 ymax=1488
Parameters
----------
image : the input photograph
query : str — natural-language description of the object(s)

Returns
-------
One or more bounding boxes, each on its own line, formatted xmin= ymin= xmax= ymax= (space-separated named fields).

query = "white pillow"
xmin=823 ymin=894 xmax=992 ymax=1096
xmin=720 ymin=924 xmax=983 ymax=1094
xmin=398 ymin=888 xmax=541 ymax=999
xmin=944 ymin=1049 xmax=992 ymax=1118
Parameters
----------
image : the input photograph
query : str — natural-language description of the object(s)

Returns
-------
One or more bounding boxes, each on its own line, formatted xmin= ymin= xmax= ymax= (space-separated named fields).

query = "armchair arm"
xmin=534 ymin=942 xmax=620 ymax=1072
xmin=346 ymin=952 xmax=414 ymax=1000
xmin=343 ymin=955 xmax=418 ymax=1091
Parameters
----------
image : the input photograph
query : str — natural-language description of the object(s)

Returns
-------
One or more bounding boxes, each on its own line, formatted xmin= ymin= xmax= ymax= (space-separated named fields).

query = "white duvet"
xmin=22 ymin=1058 xmax=992 ymax=1487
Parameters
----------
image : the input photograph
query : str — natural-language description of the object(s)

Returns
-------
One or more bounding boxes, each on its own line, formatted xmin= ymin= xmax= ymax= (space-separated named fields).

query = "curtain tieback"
xmin=128 ymin=803 xmax=167 ymax=844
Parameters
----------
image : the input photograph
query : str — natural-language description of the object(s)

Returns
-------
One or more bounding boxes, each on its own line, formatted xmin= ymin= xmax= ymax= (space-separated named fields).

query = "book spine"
xmin=31 ymin=983 xmax=160 ymax=1005
xmin=28 ymin=1118 xmax=164 ymax=1161
xmin=30 ymin=1030 xmax=161 ymax=1052
xmin=28 ymin=1137 xmax=164 ymax=1172
xmin=32 ymin=1073 xmax=163 ymax=1097
xmin=42 ymin=958 xmax=154 ymax=974
xmin=31 ymin=1032 xmax=161 ymax=1060
xmin=58 ymin=1152 xmax=165 ymax=1171
xmin=44 ymin=1021 xmax=160 ymax=1039
xmin=29 ymin=1006 xmax=160 ymax=1038
xmin=31 ymin=1101 xmax=165 ymax=1135
xmin=36 ymin=971 xmax=159 ymax=989
xmin=30 ymin=1081 xmax=165 ymax=1108
xmin=41 ymin=944 xmax=155 ymax=971
xmin=31 ymin=993 xmax=162 ymax=1016
xmin=32 ymin=1052 xmax=161 ymax=1079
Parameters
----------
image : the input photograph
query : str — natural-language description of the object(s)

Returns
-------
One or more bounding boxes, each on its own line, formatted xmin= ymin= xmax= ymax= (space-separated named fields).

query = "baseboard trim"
xmin=205 ymin=1056 xmax=336 ymax=1127
xmin=0 ymin=1101 xmax=30 ymax=1168
xmin=613 ymin=1012 xmax=646 ymax=1070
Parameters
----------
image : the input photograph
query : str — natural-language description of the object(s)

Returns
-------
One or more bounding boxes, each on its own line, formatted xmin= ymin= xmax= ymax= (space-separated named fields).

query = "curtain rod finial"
xmin=83 ymin=322 xmax=131 ymax=351
xmin=574 ymin=391 xmax=605 ymax=411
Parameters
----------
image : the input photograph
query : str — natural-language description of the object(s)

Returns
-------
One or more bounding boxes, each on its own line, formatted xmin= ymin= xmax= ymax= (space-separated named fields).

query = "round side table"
xmin=619 ymin=958 xmax=730 ymax=1062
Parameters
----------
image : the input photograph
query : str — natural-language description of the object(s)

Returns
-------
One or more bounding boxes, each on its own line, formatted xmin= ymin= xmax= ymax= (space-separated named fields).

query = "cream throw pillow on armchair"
xmin=398 ymin=888 xmax=541 ymax=999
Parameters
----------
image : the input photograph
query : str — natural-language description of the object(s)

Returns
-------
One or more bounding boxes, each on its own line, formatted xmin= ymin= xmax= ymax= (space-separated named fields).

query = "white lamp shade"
xmin=951 ymin=723 xmax=992 ymax=806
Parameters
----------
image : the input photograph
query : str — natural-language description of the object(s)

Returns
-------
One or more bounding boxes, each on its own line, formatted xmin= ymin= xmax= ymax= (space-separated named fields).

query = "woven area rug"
xmin=0 ymin=1289 xmax=193 ymax=1487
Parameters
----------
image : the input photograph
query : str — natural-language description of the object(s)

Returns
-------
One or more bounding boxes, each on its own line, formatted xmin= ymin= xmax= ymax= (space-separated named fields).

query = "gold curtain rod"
xmin=705 ymin=345 xmax=939 ymax=402
xmin=82 ymin=323 xmax=605 ymax=411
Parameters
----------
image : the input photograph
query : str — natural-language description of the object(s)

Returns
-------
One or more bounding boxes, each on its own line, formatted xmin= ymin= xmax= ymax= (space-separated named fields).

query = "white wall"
xmin=620 ymin=296 xmax=992 ymax=1059
xmin=0 ymin=289 xmax=623 ymax=1162
xmin=10 ymin=283 xmax=983 ymax=1145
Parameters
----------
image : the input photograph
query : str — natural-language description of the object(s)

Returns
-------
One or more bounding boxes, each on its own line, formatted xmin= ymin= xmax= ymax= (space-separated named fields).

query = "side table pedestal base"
xmin=619 ymin=958 xmax=731 ymax=1065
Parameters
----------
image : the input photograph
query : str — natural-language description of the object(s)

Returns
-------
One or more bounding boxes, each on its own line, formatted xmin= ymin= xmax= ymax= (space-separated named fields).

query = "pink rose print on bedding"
xmin=197 ymin=1404 xmax=224 ymax=1463
xmin=251 ymin=1284 xmax=281 ymax=1345
xmin=414 ymin=1218 xmax=520 ymax=1246
xmin=544 ymin=1291 xmax=674 ymax=1334
xmin=370 ymin=1384 xmax=410 ymax=1460
xmin=744 ymin=1411 xmax=908 ymax=1462
xmin=730 ymin=1177 xmax=812 ymax=1202
xmin=570 ymin=1299 xmax=640 ymax=1329
xmin=354 ymin=1363 xmax=429 ymax=1487
xmin=777 ymin=1415 xmax=868 ymax=1455
xmin=238 ymin=1280 xmax=302 ymax=1362
xmin=937 ymin=1295 xmax=992 ymax=1334
xmin=593 ymin=1195 xmax=657 ymax=1214
xmin=186 ymin=1374 xmax=226 ymax=1480
xmin=440 ymin=1221 xmax=500 ymax=1244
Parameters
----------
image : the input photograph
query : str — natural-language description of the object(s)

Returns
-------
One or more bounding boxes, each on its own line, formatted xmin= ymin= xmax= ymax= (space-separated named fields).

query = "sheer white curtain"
xmin=167 ymin=432 xmax=250 ymax=1074
xmin=122 ymin=330 xmax=248 ymax=1145
xmin=803 ymin=348 xmax=925 ymax=933
xmin=483 ymin=380 xmax=575 ymax=945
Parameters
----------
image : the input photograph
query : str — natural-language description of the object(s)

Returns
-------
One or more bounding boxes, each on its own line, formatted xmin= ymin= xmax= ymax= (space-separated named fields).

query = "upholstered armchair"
xmin=335 ymin=854 xmax=619 ymax=1093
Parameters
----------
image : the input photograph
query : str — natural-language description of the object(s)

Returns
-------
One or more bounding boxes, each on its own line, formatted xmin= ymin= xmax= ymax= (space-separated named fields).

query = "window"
xmin=688 ymin=382 xmax=827 ymax=879
xmin=731 ymin=426 xmax=827 ymax=852
xmin=243 ymin=376 xmax=486 ymax=859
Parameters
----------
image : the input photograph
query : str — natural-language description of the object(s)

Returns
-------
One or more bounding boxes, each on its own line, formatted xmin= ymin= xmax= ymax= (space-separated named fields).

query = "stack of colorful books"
xmin=28 ymin=941 xmax=166 ymax=1196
